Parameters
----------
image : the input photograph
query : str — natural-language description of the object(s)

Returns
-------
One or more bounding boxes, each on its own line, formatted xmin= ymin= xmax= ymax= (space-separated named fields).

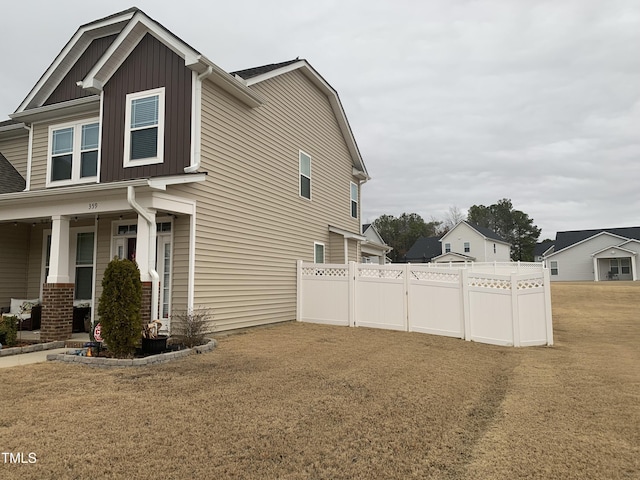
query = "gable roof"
xmin=591 ymin=244 xmax=638 ymax=257
xmin=440 ymin=220 xmax=510 ymax=245
xmin=534 ymin=240 xmax=554 ymax=257
xmin=235 ymin=58 xmax=368 ymax=179
xmin=432 ymin=251 xmax=476 ymax=262
xmin=14 ymin=7 xmax=263 ymax=115
xmin=405 ymin=236 xmax=442 ymax=262
xmin=553 ymin=227 xmax=640 ymax=252
xmin=0 ymin=153 xmax=26 ymax=194
xmin=232 ymin=59 xmax=302 ymax=80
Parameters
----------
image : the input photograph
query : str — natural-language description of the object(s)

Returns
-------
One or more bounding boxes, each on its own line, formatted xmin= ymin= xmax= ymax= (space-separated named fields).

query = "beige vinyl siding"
xmin=0 ymin=135 xmax=29 ymax=178
xmin=30 ymin=111 xmax=100 ymax=191
xmin=0 ymin=224 xmax=30 ymax=305
xmin=170 ymin=68 xmax=361 ymax=331
xmin=26 ymin=225 xmax=46 ymax=299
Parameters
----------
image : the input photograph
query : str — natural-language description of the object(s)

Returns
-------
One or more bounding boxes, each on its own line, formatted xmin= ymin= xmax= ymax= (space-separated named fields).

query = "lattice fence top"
xmin=410 ymin=269 xmax=460 ymax=283
xmin=358 ymin=267 xmax=405 ymax=279
xmin=517 ymin=277 xmax=545 ymax=290
xmin=468 ymin=276 xmax=512 ymax=290
xmin=301 ymin=266 xmax=348 ymax=277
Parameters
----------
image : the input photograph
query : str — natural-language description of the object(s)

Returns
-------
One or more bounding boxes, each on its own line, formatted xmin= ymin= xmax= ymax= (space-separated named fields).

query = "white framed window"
xmin=314 ymin=242 xmax=325 ymax=263
xmin=47 ymin=119 xmax=99 ymax=186
xmin=621 ymin=258 xmax=630 ymax=274
xmin=445 ymin=243 xmax=451 ymax=253
xmin=41 ymin=227 xmax=96 ymax=302
xmin=609 ymin=259 xmax=619 ymax=275
xmin=493 ymin=243 xmax=497 ymax=254
xmin=74 ymin=231 xmax=95 ymax=301
xmin=550 ymin=260 xmax=558 ymax=276
xmin=299 ymin=151 xmax=311 ymax=199
xmin=350 ymin=182 xmax=358 ymax=218
xmin=124 ymin=87 xmax=165 ymax=167
xmin=464 ymin=242 xmax=470 ymax=253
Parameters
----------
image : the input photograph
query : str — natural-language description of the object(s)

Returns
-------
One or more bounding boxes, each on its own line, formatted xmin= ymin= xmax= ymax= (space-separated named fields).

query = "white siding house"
xmin=432 ymin=221 xmax=511 ymax=263
xmin=545 ymin=227 xmax=640 ymax=282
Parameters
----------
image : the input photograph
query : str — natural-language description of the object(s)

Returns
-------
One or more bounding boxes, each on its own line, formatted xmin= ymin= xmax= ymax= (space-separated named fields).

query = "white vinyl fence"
xmin=296 ymin=261 xmax=553 ymax=347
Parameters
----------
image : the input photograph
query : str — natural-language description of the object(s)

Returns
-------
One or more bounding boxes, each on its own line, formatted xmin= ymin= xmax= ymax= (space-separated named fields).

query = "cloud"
xmin=1 ymin=0 xmax=638 ymax=238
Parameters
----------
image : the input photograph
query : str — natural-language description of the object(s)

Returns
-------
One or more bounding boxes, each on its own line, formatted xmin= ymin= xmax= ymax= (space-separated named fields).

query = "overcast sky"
xmin=1 ymin=0 xmax=638 ymax=239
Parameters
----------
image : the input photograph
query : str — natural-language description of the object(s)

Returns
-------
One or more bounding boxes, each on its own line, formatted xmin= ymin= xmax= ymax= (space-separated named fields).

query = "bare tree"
xmin=439 ymin=206 xmax=466 ymax=234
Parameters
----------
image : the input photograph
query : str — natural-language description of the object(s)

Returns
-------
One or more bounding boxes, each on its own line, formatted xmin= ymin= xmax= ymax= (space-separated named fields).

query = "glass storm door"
xmin=156 ymin=233 xmax=172 ymax=331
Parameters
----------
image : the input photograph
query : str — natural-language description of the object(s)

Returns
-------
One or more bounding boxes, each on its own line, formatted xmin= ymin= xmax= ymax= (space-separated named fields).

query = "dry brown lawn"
xmin=1 ymin=282 xmax=638 ymax=479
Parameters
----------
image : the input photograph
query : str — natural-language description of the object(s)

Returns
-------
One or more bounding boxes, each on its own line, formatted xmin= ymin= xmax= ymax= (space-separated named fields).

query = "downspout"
xmin=185 ymin=66 xmax=214 ymax=173
xmin=127 ymin=186 xmax=160 ymax=321
xmin=25 ymin=124 xmax=33 ymax=191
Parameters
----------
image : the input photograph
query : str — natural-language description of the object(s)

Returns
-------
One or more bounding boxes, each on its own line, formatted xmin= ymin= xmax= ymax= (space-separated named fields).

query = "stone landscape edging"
xmin=46 ymin=338 xmax=217 ymax=368
xmin=0 ymin=341 xmax=65 ymax=357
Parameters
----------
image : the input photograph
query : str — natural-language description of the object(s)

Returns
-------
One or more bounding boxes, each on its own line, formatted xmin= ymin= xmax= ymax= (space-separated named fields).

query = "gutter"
xmin=185 ymin=66 xmax=213 ymax=173
xmin=127 ymin=186 xmax=160 ymax=322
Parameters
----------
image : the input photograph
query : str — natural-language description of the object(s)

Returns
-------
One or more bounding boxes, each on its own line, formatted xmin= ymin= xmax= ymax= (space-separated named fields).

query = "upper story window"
xmin=464 ymin=242 xmax=470 ymax=253
xmin=445 ymin=243 xmax=451 ymax=253
xmin=124 ymin=87 xmax=165 ymax=167
xmin=350 ymin=182 xmax=358 ymax=218
xmin=47 ymin=119 xmax=99 ymax=186
xmin=299 ymin=151 xmax=311 ymax=199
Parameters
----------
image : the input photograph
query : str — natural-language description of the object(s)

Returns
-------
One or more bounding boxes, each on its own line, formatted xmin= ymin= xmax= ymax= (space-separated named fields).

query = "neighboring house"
xmin=361 ymin=224 xmax=392 ymax=264
xmin=533 ymin=240 xmax=554 ymax=263
xmin=0 ymin=8 xmax=369 ymax=340
xmin=431 ymin=221 xmax=511 ymax=263
xmin=404 ymin=236 xmax=442 ymax=263
xmin=544 ymin=227 xmax=640 ymax=281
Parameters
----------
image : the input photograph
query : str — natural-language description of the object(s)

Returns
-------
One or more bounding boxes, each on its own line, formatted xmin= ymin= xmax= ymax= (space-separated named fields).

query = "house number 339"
xmin=88 ymin=203 xmax=98 ymax=210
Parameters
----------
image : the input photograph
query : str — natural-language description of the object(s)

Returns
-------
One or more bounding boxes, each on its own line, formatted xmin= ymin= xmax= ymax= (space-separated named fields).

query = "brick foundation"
xmin=41 ymin=283 xmax=74 ymax=342
xmin=141 ymin=282 xmax=152 ymax=326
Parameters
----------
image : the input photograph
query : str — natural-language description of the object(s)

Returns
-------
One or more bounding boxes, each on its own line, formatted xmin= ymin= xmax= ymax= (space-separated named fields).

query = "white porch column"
xmin=344 ymin=238 xmax=349 ymax=263
xmin=136 ymin=213 xmax=156 ymax=282
xmin=47 ymin=215 xmax=70 ymax=283
xmin=593 ymin=256 xmax=599 ymax=282
xmin=632 ymin=255 xmax=637 ymax=281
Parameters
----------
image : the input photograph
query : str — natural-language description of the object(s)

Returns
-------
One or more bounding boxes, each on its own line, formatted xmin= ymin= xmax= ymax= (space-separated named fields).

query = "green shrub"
xmin=0 ymin=315 xmax=18 ymax=347
xmin=97 ymin=257 xmax=142 ymax=358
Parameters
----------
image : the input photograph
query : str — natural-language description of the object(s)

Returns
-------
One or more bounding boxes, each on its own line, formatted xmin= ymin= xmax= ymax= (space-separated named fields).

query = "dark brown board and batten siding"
xmin=44 ymin=35 xmax=118 ymax=106
xmin=101 ymin=33 xmax=192 ymax=182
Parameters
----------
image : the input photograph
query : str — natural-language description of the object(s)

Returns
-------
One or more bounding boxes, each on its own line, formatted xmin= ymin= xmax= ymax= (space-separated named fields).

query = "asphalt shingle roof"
xmin=466 ymin=221 xmax=509 ymax=243
xmin=534 ymin=240 xmax=554 ymax=257
xmin=554 ymin=227 xmax=640 ymax=252
xmin=232 ymin=59 xmax=302 ymax=80
xmin=405 ymin=236 xmax=442 ymax=263
xmin=0 ymin=152 xmax=26 ymax=194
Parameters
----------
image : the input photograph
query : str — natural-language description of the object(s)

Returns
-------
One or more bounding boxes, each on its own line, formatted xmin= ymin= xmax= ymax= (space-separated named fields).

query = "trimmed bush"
xmin=0 ymin=315 xmax=18 ymax=347
xmin=97 ymin=258 xmax=142 ymax=358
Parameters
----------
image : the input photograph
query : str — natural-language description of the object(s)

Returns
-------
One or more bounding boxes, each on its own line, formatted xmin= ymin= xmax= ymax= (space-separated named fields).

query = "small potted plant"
xmin=141 ymin=319 xmax=167 ymax=354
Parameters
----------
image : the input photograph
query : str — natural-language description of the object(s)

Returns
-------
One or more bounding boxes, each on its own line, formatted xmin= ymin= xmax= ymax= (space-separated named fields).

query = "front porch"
xmin=592 ymin=247 xmax=637 ymax=282
xmin=0 ymin=180 xmax=199 ymax=341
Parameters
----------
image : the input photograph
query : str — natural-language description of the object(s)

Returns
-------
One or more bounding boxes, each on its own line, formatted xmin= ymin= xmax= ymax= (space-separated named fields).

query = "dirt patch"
xmin=0 ymin=282 xmax=638 ymax=479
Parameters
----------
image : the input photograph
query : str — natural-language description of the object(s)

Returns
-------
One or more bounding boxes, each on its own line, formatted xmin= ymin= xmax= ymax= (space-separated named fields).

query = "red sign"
xmin=94 ymin=323 xmax=103 ymax=342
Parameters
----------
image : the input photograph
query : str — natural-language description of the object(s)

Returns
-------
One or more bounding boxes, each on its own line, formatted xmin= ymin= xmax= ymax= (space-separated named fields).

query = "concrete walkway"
xmin=0 ymin=348 xmax=68 ymax=368
xmin=0 ymin=331 xmax=90 ymax=369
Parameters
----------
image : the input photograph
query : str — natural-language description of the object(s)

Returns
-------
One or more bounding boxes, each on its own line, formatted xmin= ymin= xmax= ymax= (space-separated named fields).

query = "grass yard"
xmin=1 ymin=282 xmax=638 ymax=479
